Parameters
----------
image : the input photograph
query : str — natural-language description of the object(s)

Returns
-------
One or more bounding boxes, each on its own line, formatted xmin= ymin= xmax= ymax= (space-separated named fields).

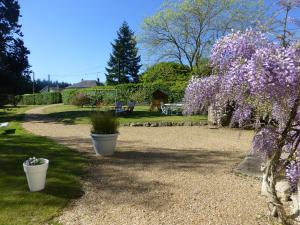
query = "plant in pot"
xmin=23 ymin=157 xmax=49 ymax=192
xmin=90 ymin=111 xmax=119 ymax=156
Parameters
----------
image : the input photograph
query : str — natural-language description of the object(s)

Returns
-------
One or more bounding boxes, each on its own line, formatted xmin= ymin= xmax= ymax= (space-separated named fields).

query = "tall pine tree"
xmin=0 ymin=0 xmax=31 ymax=95
xmin=105 ymin=21 xmax=141 ymax=85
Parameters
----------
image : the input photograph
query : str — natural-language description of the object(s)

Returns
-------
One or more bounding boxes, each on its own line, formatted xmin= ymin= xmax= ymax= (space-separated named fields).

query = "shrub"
xmin=8 ymin=95 xmax=21 ymax=106
xmin=71 ymin=93 xmax=91 ymax=107
xmin=61 ymin=81 xmax=188 ymax=105
xmin=141 ymin=62 xmax=191 ymax=82
xmin=88 ymin=92 xmax=103 ymax=107
xmin=17 ymin=92 xmax=62 ymax=105
xmin=19 ymin=94 xmax=35 ymax=105
xmin=90 ymin=111 xmax=119 ymax=134
xmin=62 ymin=89 xmax=79 ymax=104
xmin=128 ymin=89 xmax=147 ymax=104
xmin=102 ymin=92 xmax=116 ymax=105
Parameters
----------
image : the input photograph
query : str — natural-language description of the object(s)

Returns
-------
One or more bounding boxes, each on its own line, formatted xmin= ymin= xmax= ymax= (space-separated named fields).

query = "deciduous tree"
xmin=141 ymin=0 xmax=269 ymax=71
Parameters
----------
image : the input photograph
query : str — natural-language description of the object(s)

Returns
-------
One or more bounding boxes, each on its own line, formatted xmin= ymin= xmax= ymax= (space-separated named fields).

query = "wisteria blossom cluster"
xmin=184 ymin=28 xmax=300 ymax=191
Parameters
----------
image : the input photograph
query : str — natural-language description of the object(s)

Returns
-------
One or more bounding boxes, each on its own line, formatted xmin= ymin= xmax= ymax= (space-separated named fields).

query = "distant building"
xmin=66 ymin=79 xmax=102 ymax=89
xmin=40 ymin=86 xmax=63 ymax=93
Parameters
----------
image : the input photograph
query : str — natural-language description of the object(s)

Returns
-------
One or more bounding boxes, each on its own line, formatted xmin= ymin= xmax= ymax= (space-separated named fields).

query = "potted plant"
xmin=23 ymin=157 xmax=49 ymax=192
xmin=90 ymin=111 xmax=119 ymax=156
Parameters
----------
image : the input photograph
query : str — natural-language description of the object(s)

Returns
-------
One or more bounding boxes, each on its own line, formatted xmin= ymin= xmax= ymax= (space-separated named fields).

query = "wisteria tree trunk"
xmin=262 ymin=153 xmax=288 ymax=223
xmin=262 ymin=99 xmax=300 ymax=224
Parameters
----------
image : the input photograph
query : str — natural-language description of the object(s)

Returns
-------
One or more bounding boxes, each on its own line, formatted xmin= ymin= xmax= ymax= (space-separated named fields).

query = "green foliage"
xmin=191 ymin=58 xmax=212 ymax=77
xmin=8 ymin=95 xmax=21 ymax=106
xmin=141 ymin=0 xmax=269 ymax=69
xmin=0 ymin=0 xmax=31 ymax=95
xmin=90 ymin=111 xmax=119 ymax=134
xmin=128 ymin=89 xmax=147 ymax=103
xmin=106 ymin=21 xmax=142 ymax=84
xmin=71 ymin=93 xmax=91 ymax=107
xmin=17 ymin=92 xmax=62 ymax=105
xmin=141 ymin=62 xmax=191 ymax=82
xmin=88 ymin=92 xmax=103 ymax=106
xmin=62 ymin=81 xmax=188 ymax=105
xmin=62 ymin=89 xmax=79 ymax=105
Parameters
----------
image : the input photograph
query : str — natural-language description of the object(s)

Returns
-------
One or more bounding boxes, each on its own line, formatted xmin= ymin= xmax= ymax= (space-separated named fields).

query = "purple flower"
xmin=184 ymin=28 xmax=300 ymax=186
xmin=286 ymin=161 xmax=300 ymax=192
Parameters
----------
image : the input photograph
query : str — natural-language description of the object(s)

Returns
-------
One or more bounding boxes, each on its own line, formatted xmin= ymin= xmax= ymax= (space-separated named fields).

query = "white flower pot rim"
xmin=91 ymin=132 xmax=119 ymax=137
xmin=23 ymin=158 xmax=49 ymax=167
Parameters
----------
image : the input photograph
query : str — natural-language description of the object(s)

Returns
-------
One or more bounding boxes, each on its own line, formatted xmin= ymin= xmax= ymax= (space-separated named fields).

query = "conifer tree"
xmin=105 ymin=22 xmax=141 ymax=85
xmin=0 ymin=0 xmax=31 ymax=95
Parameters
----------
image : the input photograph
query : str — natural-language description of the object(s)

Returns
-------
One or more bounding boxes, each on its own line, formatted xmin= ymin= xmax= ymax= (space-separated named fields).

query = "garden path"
xmin=23 ymin=105 xmax=269 ymax=225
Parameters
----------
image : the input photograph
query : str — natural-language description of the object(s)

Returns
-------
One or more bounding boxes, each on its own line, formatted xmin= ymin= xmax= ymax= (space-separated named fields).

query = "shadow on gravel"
xmin=52 ymin=136 xmax=243 ymax=210
xmin=23 ymin=112 xmax=59 ymax=123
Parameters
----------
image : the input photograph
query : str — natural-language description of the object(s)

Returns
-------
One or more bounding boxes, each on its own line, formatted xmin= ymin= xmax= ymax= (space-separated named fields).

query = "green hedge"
xmin=17 ymin=92 xmax=62 ymax=105
xmin=62 ymin=81 xmax=188 ymax=105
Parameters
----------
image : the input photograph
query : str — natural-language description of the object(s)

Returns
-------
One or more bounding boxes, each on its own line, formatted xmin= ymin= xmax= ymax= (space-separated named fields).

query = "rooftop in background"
xmin=40 ymin=86 xmax=63 ymax=93
xmin=66 ymin=80 xmax=100 ymax=89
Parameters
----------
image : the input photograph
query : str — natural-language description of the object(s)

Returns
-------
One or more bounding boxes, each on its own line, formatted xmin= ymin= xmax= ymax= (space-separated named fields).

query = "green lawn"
xmin=44 ymin=104 xmax=207 ymax=125
xmin=0 ymin=106 xmax=86 ymax=225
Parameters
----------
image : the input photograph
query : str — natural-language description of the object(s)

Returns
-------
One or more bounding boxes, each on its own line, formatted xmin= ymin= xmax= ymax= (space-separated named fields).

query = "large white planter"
xmin=23 ymin=158 xmax=49 ymax=192
xmin=91 ymin=133 xmax=118 ymax=156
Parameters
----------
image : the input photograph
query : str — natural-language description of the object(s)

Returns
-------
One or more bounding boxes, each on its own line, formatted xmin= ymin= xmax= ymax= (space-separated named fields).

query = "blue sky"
xmin=19 ymin=0 xmax=299 ymax=84
xmin=19 ymin=0 xmax=163 ymax=84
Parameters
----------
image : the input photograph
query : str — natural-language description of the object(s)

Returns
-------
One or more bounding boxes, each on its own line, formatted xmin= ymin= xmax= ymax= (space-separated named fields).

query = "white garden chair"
xmin=0 ymin=122 xmax=9 ymax=128
xmin=161 ymin=104 xmax=170 ymax=115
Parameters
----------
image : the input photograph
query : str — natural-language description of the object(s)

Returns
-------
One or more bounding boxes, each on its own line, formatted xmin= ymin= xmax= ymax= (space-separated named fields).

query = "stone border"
xmin=122 ymin=121 xmax=208 ymax=127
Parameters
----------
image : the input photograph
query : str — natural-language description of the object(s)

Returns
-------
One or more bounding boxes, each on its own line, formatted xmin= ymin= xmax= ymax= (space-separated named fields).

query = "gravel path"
xmin=23 ymin=105 xmax=269 ymax=225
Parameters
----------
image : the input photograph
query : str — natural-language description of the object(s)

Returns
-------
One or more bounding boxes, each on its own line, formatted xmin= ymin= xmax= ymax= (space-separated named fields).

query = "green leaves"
xmin=90 ymin=112 xmax=119 ymax=134
xmin=16 ymin=92 xmax=62 ymax=105
xmin=105 ymin=21 xmax=142 ymax=85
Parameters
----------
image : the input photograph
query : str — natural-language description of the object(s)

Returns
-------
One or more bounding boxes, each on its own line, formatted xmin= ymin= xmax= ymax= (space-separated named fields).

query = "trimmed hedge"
xmin=17 ymin=92 xmax=62 ymax=105
xmin=62 ymin=81 xmax=188 ymax=105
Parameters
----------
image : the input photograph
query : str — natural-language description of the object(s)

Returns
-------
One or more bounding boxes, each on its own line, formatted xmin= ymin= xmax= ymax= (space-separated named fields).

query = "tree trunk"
xmin=262 ymin=156 xmax=290 ymax=224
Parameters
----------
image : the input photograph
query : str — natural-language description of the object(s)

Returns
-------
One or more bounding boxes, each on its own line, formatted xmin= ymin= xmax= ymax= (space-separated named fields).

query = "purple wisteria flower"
xmin=286 ymin=161 xmax=300 ymax=192
xmin=184 ymin=28 xmax=300 ymax=190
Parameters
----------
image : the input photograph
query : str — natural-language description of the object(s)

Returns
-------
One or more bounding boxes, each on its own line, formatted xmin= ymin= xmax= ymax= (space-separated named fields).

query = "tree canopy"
xmin=105 ymin=21 xmax=142 ymax=85
xmin=141 ymin=62 xmax=191 ymax=83
xmin=0 ymin=0 xmax=31 ymax=95
xmin=141 ymin=0 xmax=269 ymax=70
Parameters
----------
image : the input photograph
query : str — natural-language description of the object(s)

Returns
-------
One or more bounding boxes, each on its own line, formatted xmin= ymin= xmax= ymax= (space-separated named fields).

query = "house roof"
xmin=66 ymin=80 xmax=98 ymax=89
xmin=40 ymin=86 xmax=62 ymax=93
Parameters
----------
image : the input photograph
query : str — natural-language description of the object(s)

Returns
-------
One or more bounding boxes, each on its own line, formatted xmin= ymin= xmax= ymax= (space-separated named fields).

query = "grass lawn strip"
xmin=0 ymin=106 xmax=86 ymax=225
xmin=43 ymin=104 xmax=207 ymax=125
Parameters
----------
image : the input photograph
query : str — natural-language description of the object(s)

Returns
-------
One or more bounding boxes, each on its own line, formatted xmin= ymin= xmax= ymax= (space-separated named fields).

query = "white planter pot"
xmin=23 ymin=158 xmax=49 ymax=192
xmin=91 ymin=133 xmax=118 ymax=156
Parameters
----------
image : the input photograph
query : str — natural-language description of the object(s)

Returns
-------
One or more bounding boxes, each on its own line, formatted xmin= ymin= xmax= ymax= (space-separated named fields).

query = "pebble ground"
xmin=23 ymin=106 xmax=269 ymax=225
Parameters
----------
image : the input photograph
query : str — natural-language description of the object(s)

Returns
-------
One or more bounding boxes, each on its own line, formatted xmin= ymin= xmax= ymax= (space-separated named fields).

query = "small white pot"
xmin=23 ymin=158 xmax=49 ymax=192
xmin=91 ymin=133 xmax=118 ymax=156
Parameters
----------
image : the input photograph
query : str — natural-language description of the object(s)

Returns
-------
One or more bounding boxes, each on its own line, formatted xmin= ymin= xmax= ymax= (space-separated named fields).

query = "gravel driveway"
xmin=23 ymin=106 xmax=269 ymax=225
